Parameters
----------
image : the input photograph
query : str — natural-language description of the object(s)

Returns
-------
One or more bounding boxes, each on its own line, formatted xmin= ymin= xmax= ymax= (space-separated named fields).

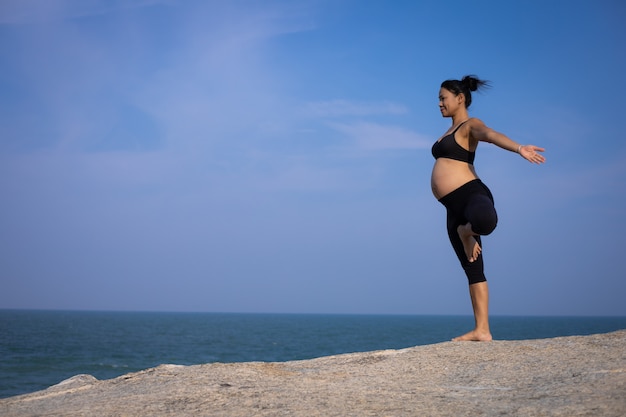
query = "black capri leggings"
xmin=438 ymin=179 xmax=498 ymax=284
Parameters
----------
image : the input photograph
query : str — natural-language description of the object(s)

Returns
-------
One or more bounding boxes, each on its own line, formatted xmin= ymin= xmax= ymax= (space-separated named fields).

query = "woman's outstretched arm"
xmin=469 ymin=118 xmax=546 ymax=164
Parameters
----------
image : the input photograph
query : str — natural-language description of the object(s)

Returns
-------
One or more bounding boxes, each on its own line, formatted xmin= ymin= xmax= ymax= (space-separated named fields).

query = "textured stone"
xmin=1 ymin=330 xmax=625 ymax=416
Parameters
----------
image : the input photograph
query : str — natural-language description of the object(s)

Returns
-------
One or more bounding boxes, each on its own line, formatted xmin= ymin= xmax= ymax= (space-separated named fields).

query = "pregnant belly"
xmin=431 ymin=159 xmax=478 ymax=200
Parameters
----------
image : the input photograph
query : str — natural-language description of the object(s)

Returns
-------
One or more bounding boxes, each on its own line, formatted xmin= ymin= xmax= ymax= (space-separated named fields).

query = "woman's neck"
xmin=451 ymin=111 xmax=469 ymax=126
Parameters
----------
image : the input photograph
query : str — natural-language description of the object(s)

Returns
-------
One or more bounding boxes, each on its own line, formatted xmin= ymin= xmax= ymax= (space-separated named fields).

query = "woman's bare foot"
xmin=452 ymin=329 xmax=493 ymax=342
xmin=457 ymin=223 xmax=481 ymax=262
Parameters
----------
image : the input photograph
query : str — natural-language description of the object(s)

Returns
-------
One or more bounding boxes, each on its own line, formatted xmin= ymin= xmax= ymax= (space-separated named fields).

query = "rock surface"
xmin=1 ymin=330 xmax=625 ymax=417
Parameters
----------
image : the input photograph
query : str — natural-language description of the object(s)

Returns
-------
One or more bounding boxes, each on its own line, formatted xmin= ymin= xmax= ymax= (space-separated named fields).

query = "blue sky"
xmin=1 ymin=0 xmax=625 ymax=316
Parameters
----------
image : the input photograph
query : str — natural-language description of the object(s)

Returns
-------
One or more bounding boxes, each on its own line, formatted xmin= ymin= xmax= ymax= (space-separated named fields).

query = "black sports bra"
xmin=431 ymin=120 xmax=475 ymax=164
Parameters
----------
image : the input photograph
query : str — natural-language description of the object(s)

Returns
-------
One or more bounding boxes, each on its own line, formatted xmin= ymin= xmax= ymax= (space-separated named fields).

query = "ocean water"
xmin=1 ymin=310 xmax=625 ymax=399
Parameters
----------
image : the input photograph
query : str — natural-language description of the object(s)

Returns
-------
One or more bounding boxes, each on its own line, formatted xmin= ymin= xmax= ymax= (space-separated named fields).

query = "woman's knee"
xmin=473 ymin=212 xmax=497 ymax=235
xmin=468 ymin=202 xmax=498 ymax=235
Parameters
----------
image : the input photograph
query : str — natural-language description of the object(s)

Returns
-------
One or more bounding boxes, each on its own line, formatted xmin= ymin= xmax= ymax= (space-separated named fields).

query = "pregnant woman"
xmin=431 ymin=75 xmax=545 ymax=341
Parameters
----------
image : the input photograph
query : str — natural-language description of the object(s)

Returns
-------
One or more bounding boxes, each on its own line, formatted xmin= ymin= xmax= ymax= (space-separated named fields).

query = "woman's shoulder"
xmin=466 ymin=117 xmax=486 ymax=127
xmin=464 ymin=117 xmax=489 ymax=145
xmin=465 ymin=117 xmax=489 ymax=135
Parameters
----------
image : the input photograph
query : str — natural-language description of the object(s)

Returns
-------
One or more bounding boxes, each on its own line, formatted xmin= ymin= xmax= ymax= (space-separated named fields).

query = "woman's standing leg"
xmin=444 ymin=182 xmax=497 ymax=341
xmin=446 ymin=213 xmax=493 ymax=341
xmin=453 ymin=282 xmax=492 ymax=341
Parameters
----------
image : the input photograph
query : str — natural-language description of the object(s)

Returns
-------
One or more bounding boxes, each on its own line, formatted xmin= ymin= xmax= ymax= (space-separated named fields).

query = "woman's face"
xmin=438 ymin=87 xmax=463 ymax=117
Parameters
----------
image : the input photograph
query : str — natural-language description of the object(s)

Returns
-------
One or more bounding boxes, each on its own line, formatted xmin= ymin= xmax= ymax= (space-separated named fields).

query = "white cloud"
xmin=329 ymin=121 xmax=431 ymax=151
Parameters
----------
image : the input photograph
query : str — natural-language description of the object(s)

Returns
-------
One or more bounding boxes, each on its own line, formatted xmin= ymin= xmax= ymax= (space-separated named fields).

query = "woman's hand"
xmin=519 ymin=145 xmax=546 ymax=164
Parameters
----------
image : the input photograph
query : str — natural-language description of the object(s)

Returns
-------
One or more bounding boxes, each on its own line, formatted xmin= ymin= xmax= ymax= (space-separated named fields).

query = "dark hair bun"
xmin=461 ymin=75 xmax=482 ymax=92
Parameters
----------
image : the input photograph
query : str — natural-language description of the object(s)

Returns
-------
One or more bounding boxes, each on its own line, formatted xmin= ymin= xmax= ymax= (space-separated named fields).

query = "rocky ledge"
xmin=1 ymin=330 xmax=625 ymax=417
